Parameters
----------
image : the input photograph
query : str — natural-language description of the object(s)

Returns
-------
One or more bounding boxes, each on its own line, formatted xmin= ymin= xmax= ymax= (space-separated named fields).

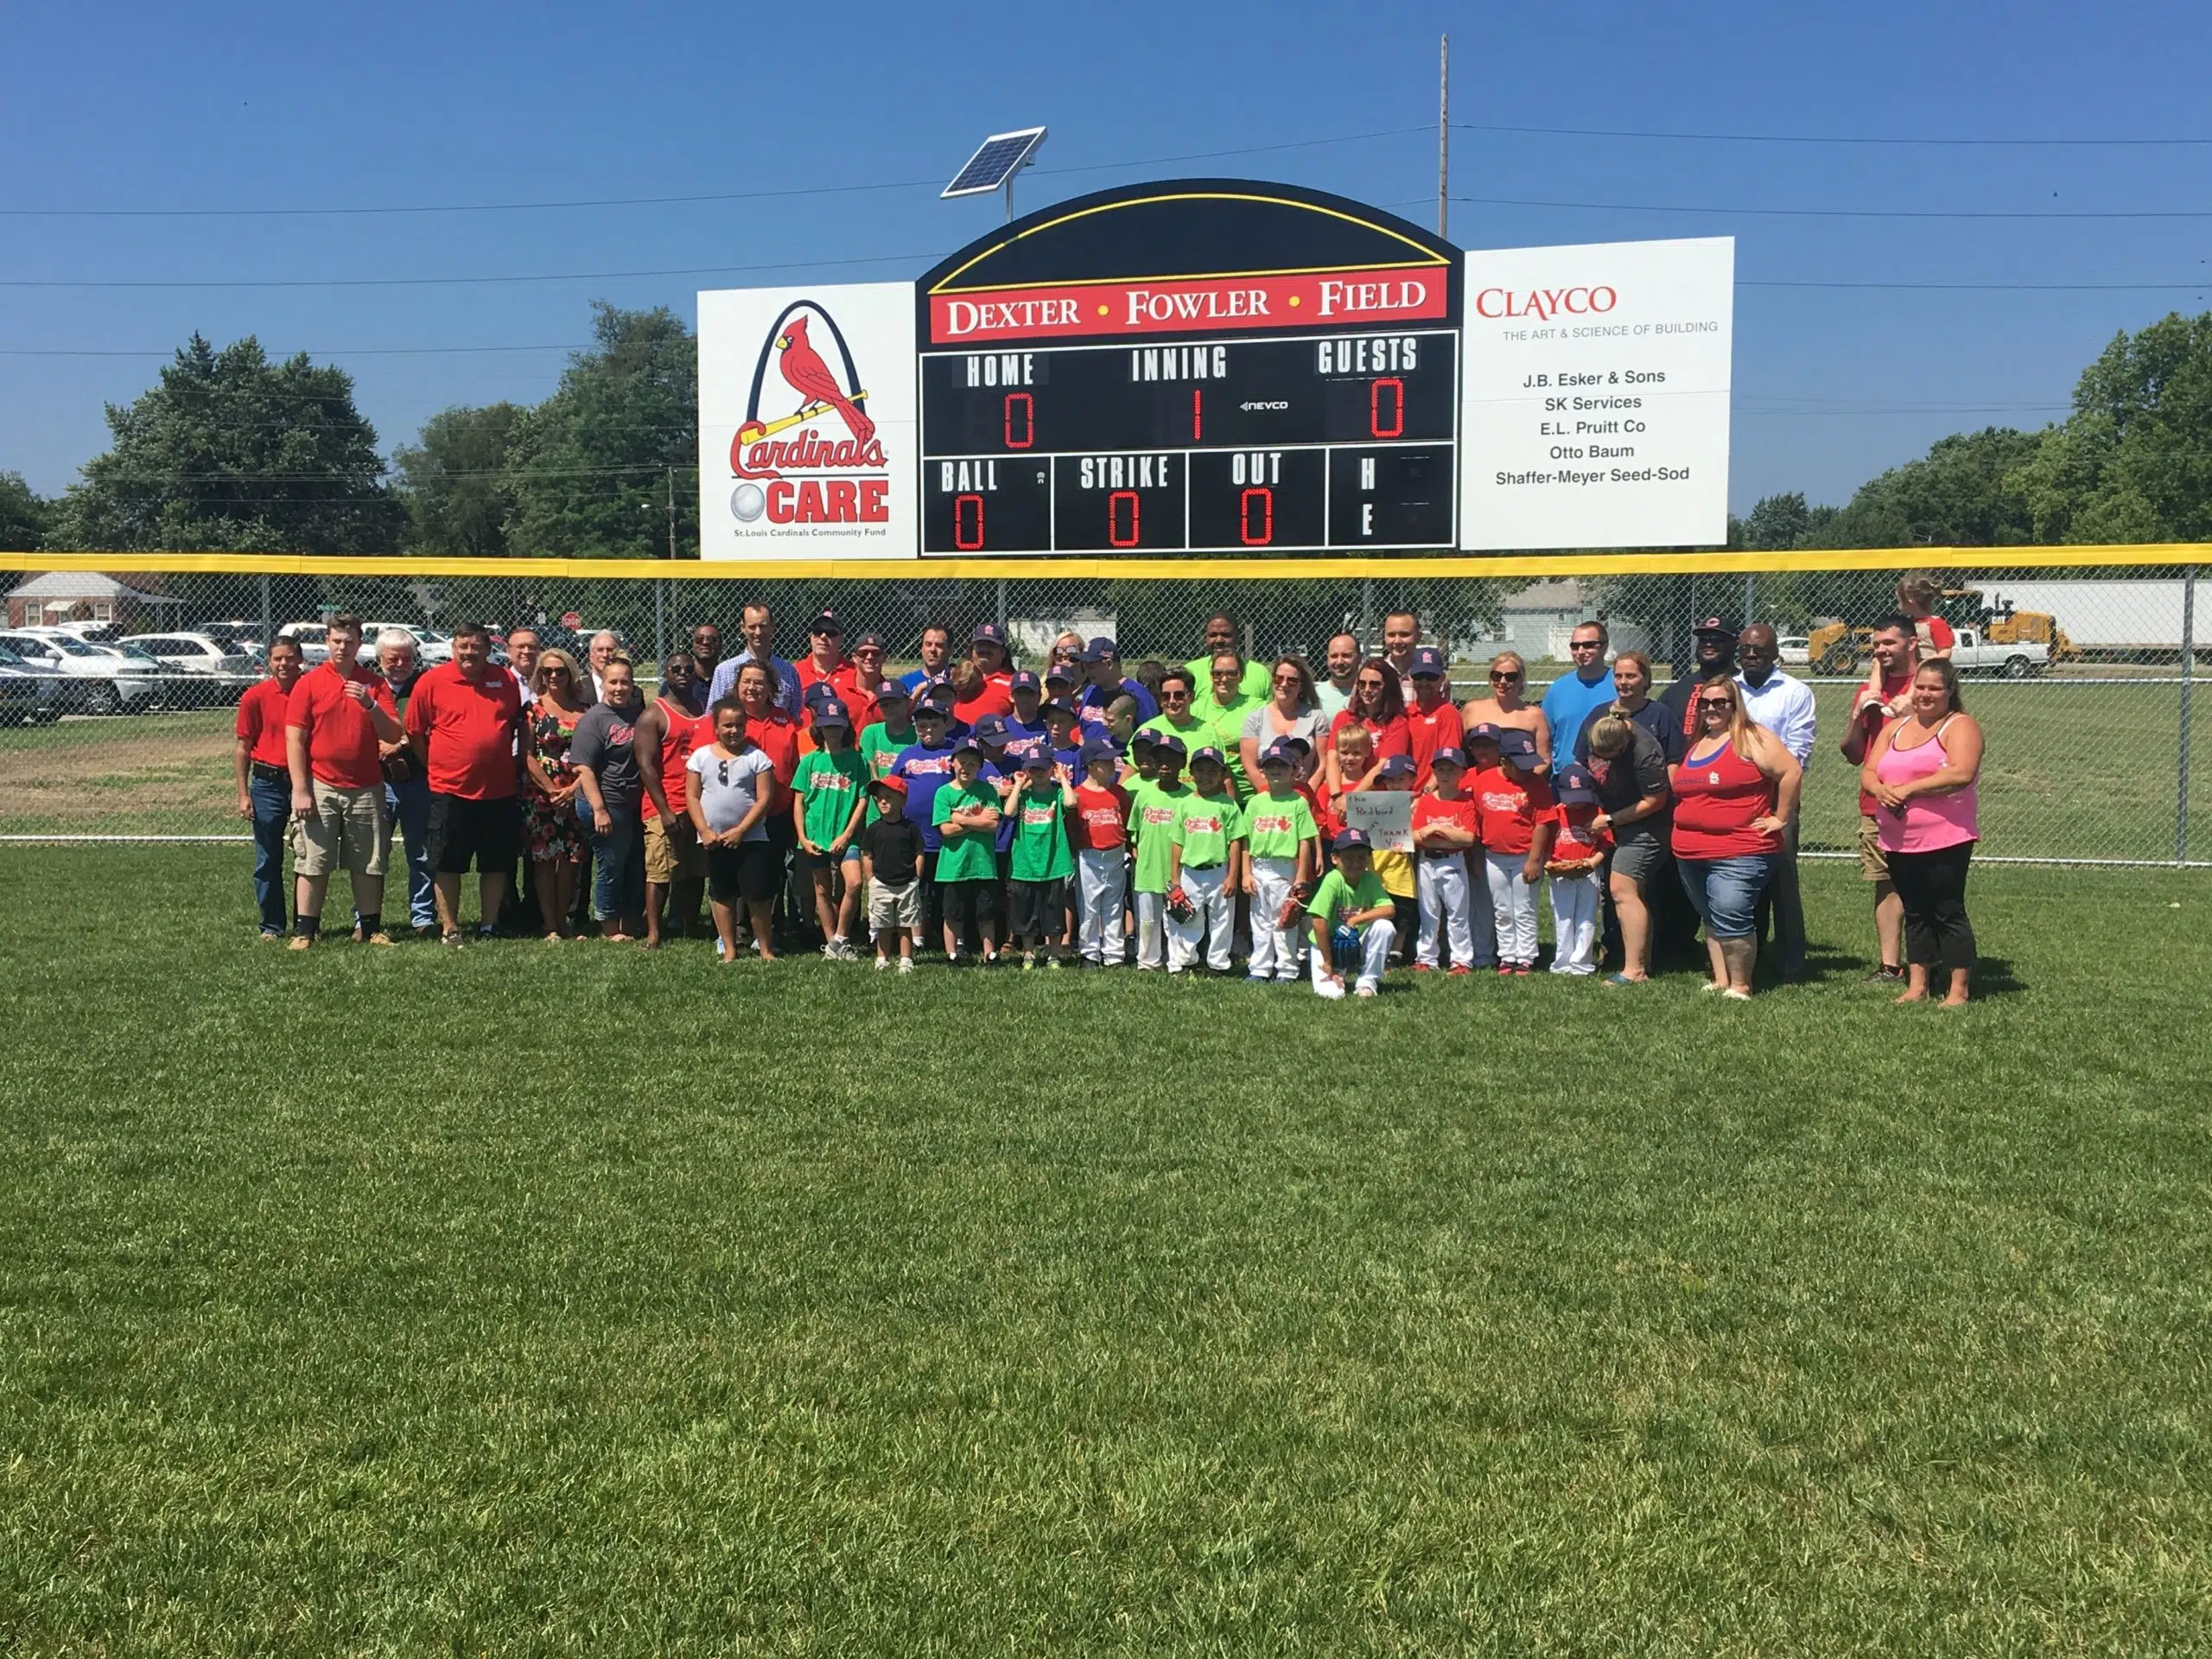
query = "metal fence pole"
xmin=2179 ymin=566 xmax=2196 ymax=866
xmin=995 ymin=577 xmax=1007 ymax=631
xmin=257 ymin=573 xmax=272 ymax=650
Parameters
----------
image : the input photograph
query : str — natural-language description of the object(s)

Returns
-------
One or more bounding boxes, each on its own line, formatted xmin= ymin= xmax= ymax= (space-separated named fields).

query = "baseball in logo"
xmin=727 ymin=302 xmax=891 ymax=527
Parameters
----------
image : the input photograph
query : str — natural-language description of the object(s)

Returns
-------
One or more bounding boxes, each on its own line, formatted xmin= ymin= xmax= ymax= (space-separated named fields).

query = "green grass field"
xmin=2 ymin=849 xmax=2209 ymax=1653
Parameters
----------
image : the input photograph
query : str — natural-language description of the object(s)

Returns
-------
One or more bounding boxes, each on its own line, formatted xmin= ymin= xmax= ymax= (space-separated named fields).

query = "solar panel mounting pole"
xmin=1439 ymin=34 xmax=1449 ymax=238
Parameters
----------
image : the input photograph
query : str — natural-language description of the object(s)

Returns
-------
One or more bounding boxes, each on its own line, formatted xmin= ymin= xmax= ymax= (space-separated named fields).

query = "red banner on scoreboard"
xmin=928 ymin=264 xmax=1449 ymax=346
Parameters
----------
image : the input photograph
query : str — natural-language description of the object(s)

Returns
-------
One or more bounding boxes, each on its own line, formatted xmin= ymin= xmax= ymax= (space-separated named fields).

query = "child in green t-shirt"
xmin=1307 ymin=828 xmax=1397 ymax=1000
xmin=1127 ymin=734 xmax=1190 ymax=970
xmin=857 ymin=682 xmax=916 ymax=823
xmin=1241 ymin=738 xmax=1320 ymax=983
xmin=931 ymin=735 xmax=1003 ymax=964
xmin=1166 ymin=747 xmax=1248 ymax=975
xmin=791 ymin=703 xmax=869 ymax=959
xmin=1000 ymin=746 xmax=1075 ymax=968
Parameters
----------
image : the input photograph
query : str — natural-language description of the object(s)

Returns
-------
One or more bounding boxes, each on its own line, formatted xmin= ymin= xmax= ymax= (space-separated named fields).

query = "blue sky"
xmin=4 ymin=0 xmax=2209 ymax=513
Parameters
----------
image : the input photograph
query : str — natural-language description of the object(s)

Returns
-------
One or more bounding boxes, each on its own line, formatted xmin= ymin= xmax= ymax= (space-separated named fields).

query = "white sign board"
xmin=1459 ymin=237 xmax=1733 ymax=550
xmin=697 ymin=283 xmax=919 ymax=560
xmin=1341 ymin=790 xmax=1413 ymax=854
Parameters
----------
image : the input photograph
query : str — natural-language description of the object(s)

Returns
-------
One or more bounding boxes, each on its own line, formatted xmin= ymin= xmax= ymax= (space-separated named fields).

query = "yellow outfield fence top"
xmin=2 ymin=546 xmax=2210 ymax=581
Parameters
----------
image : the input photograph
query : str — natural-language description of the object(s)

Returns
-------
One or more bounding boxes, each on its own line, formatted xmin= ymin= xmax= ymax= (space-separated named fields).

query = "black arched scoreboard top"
xmin=915 ymin=180 xmax=1462 ymax=556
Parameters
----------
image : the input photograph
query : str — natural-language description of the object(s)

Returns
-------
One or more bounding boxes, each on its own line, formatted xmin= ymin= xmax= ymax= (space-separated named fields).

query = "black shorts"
xmin=428 ymin=793 xmax=522 ymax=874
xmin=1007 ymin=877 xmax=1068 ymax=938
xmin=941 ymin=876 xmax=1000 ymax=941
xmin=795 ymin=844 xmax=858 ymax=875
xmin=708 ymin=839 xmax=782 ymax=905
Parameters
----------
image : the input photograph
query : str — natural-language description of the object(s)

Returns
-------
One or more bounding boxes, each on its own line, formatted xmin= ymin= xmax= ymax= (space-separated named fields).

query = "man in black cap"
xmin=1078 ymin=636 xmax=1158 ymax=721
xmin=1659 ymin=617 xmax=1741 ymax=745
xmin=796 ymin=610 xmax=857 ymax=706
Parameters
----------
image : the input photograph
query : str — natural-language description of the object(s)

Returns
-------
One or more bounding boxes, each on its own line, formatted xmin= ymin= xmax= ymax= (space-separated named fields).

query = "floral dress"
xmin=524 ymin=703 xmax=586 ymax=862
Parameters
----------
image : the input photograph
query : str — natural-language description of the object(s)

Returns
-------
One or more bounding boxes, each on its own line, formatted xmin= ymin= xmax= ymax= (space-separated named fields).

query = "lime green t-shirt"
xmin=1243 ymin=787 xmax=1318 ymax=861
xmin=1128 ymin=778 xmax=1190 ymax=893
xmin=792 ymin=749 xmax=867 ymax=850
xmin=1008 ymin=783 xmax=1074 ymax=881
xmin=1137 ymin=712 xmax=1211 ymax=752
xmin=1193 ymin=692 xmax=1265 ymax=798
xmin=859 ymin=721 xmax=916 ymax=823
xmin=1184 ymin=656 xmax=1272 ymax=702
xmin=931 ymin=778 xmax=1002 ymax=882
xmin=1170 ymin=788 xmax=1243 ymax=869
xmin=1308 ymin=867 xmax=1389 ymax=931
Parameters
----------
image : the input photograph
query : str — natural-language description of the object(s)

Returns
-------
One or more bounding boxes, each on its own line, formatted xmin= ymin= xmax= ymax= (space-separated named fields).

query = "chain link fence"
xmin=2 ymin=555 xmax=2203 ymax=865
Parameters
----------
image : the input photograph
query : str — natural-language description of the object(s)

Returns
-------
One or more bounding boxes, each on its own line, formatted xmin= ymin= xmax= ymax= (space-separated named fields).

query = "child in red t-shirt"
xmin=1470 ymin=725 xmax=1555 ymax=975
xmin=1410 ymin=746 xmax=1488 ymax=973
xmin=1069 ymin=739 xmax=1132 ymax=965
xmin=1544 ymin=763 xmax=1611 ymax=976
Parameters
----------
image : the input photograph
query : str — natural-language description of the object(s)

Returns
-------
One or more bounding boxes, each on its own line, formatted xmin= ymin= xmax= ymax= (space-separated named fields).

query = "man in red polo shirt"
xmin=285 ymin=613 xmax=404 ymax=949
xmin=404 ymin=620 xmax=523 ymax=944
xmin=1403 ymin=647 xmax=1465 ymax=789
xmin=233 ymin=635 xmax=304 ymax=938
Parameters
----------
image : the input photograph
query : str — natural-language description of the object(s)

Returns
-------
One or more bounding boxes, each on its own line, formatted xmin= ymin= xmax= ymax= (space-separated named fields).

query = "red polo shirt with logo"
xmin=404 ymin=660 xmax=522 ymax=798
xmin=235 ymin=677 xmax=294 ymax=768
xmin=286 ymin=660 xmax=395 ymax=790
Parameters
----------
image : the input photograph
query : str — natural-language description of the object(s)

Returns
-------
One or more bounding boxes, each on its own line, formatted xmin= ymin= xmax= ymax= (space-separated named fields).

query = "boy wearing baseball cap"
xmin=1070 ymin=736 xmax=1133 ymax=966
xmin=1473 ymin=727 xmax=1556 ymax=975
xmin=1001 ymin=745 xmax=1075 ymax=968
xmin=1411 ymin=745 xmax=1484 ymax=974
xmin=1404 ymin=646 xmax=1465 ymax=789
xmin=1307 ymin=830 xmax=1396 ymax=1000
xmin=1166 ymin=746 xmax=1246 ymax=974
xmin=1544 ymin=762 xmax=1611 ymax=976
xmin=860 ymin=775 xmax=924 ymax=973
xmin=1127 ymin=732 xmax=1190 ymax=970
xmin=790 ymin=698 xmax=868 ymax=958
xmin=931 ymin=734 xmax=1003 ymax=965
xmin=1242 ymin=738 xmax=1319 ymax=983
xmin=890 ymin=689 xmax=961 ymax=952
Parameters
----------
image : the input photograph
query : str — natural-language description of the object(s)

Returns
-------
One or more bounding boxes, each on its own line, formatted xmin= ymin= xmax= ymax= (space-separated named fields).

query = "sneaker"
xmin=258 ymin=928 xmax=283 ymax=944
xmin=1314 ymin=977 xmax=1345 ymax=1001
xmin=1046 ymin=956 xmax=1064 ymax=971
xmin=287 ymin=934 xmax=314 ymax=951
xmin=1021 ymin=952 xmax=1035 ymax=971
xmin=897 ymin=957 xmax=915 ymax=975
xmin=1414 ymin=962 xmax=1435 ymax=973
xmin=475 ymin=925 xmax=496 ymax=943
xmin=1867 ymin=964 xmax=1906 ymax=984
xmin=1354 ymin=981 xmax=1379 ymax=998
xmin=1497 ymin=963 xmax=1514 ymax=977
xmin=1246 ymin=972 xmax=1272 ymax=983
xmin=1447 ymin=964 xmax=1471 ymax=976
xmin=1512 ymin=964 xmax=1531 ymax=976
xmin=875 ymin=955 xmax=892 ymax=972
xmin=441 ymin=930 xmax=465 ymax=949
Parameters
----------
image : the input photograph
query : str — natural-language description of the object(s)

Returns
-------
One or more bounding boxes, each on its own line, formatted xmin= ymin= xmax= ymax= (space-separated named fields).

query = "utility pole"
xmin=1438 ymin=35 xmax=1450 ymax=239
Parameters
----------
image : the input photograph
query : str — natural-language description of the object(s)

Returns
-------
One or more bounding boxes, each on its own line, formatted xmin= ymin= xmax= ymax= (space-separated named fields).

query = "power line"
xmin=0 ymin=251 xmax=930 ymax=291
xmin=1445 ymin=193 xmax=2212 ymax=221
xmin=1452 ymin=120 xmax=2212 ymax=147
xmin=0 ymin=127 xmax=1429 ymax=219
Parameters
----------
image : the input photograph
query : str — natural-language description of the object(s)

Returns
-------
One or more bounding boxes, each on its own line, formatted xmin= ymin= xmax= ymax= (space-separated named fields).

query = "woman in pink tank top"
xmin=1864 ymin=660 xmax=1983 ymax=1006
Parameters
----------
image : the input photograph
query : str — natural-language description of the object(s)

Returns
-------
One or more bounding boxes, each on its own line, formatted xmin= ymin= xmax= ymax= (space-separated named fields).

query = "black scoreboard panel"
xmin=918 ymin=330 xmax=1457 ymax=555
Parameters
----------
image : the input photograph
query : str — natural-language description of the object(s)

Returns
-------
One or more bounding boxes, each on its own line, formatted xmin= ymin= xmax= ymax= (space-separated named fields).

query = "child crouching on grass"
xmin=1544 ymin=762 xmax=1611 ymax=976
xmin=860 ymin=775 xmax=923 ymax=973
xmin=1307 ymin=829 xmax=1396 ymax=1000
xmin=1001 ymin=745 xmax=1074 ymax=969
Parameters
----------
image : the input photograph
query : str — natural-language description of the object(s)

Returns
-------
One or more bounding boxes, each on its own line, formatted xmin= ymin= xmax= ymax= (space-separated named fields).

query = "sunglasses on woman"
xmin=1357 ymin=677 xmax=1385 ymax=690
xmin=1490 ymin=671 xmax=1522 ymax=683
xmin=1698 ymin=696 xmax=1735 ymax=709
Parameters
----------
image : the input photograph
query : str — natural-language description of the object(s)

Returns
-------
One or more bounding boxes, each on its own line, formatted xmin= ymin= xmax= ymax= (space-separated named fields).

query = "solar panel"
xmin=941 ymin=127 xmax=1048 ymax=198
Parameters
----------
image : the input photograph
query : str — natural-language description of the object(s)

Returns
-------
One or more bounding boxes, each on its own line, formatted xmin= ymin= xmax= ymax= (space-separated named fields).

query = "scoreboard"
xmin=696 ymin=182 xmax=1733 ymax=561
xmin=918 ymin=330 xmax=1456 ymax=554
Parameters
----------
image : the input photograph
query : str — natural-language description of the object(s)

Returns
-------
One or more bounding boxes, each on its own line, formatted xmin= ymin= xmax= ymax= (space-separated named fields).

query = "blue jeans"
xmin=248 ymin=773 xmax=290 ymax=933
xmin=580 ymin=799 xmax=645 ymax=922
xmin=1677 ymin=854 xmax=1776 ymax=942
xmin=376 ymin=777 xmax=437 ymax=930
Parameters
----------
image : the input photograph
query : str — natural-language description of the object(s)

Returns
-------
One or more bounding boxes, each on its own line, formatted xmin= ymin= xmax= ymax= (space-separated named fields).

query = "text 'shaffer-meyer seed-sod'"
xmin=1458 ymin=237 xmax=1734 ymax=550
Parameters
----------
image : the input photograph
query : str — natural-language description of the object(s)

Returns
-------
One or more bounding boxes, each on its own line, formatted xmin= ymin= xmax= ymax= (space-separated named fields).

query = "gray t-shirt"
xmin=569 ymin=700 xmax=642 ymax=812
xmin=686 ymin=744 xmax=776 ymax=840
xmin=1585 ymin=721 xmax=1670 ymax=840
xmin=1241 ymin=704 xmax=1325 ymax=753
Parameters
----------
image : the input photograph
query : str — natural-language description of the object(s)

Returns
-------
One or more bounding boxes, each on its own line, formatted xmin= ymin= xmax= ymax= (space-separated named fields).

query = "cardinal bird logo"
xmin=730 ymin=303 xmax=888 ymax=481
xmin=774 ymin=315 xmax=874 ymax=447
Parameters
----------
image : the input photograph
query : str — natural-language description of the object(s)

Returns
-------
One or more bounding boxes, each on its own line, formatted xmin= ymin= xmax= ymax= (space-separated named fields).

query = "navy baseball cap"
xmin=914 ymin=689 xmax=954 ymax=719
xmin=1021 ymin=745 xmax=1056 ymax=770
xmin=1189 ymin=745 xmax=1227 ymax=768
xmin=1466 ymin=721 xmax=1503 ymax=747
xmin=811 ymin=698 xmax=851 ymax=728
xmin=1281 ymin=733 xmax=1313 ymax=755
xmin=1378 ymin=753 xmax=1416 ymax=779
xmin=802 ymin=678 xmax=836 ymax=706
xmin=874 ymin=677 xmax=912 ymax=702
xmin=1411 ymin=646 xmax=1447 ymax=677
xmin=1079 ymin=736 xmax=1120 ymax=764
xmin=1041 ymin=696 xmax=1077 ymax=719
xmin=807 ymin=610 xmax=843 ymax=635
xmin=1153 ymin=733 xmax=1188 ymax=760
xmin=1043 ymin=661 xmax=1079 ymax=684
xmin=950 ymin=734 xmax=985 ymax=757
xmin=1332 ymin=828 xmax=1374 ymax=854
xmin=1555 ymin=762 xmax=1600 ymax=803
xmin=1432 ymin=746 xmax=1469 ymax=771
xmin=1128 ymin=728 xmax=1160 ymax=752
xmin=1087 ymin=636 xmax=1119 ymax=658
xmin=852 ymin=631 xmax=886 ymax=651
xmin=1497 ymin=729 xmax=1541 ymax=765
xmin=972 ymin=715 xmax=1011 ymax=743
xmin=1259 ymin=739 xmax=1298 ymax=769
xmin=1009 ymin=670 xmax=1040 ymax=694
xmin=969 ymin=621 xmax=1007 ymax=645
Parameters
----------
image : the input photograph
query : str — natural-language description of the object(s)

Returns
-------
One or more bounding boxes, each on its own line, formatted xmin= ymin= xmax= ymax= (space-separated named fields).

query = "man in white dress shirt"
xmin=1733 ymin=623 xmax=1816 ymax=980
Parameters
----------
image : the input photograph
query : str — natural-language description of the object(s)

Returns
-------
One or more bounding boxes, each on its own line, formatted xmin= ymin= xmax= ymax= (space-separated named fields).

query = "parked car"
xmin=1777 ymin=635 xmax=1811 ymax=668
xmin=0 ymin=629 xmax=161 ymax=715
xmin=0 ymin=643 xmax=63 ymax=725
xmin=121 ymin=632 xmax=261 ymax=706
xmin=1950 ymin=626 xmax=2050 ymax=678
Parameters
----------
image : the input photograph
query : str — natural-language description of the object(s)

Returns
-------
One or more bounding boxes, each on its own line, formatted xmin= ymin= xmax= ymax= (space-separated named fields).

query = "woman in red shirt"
xmin=1669 ymin=677 xmax=1802 ymax=999
xmin=1323 ymin=658 xmax=1410 ymax=795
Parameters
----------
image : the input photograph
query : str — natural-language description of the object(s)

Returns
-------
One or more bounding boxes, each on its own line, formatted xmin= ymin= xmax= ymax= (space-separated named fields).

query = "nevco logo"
xmin=1475 ymin=285 xmax=1618 ymax=321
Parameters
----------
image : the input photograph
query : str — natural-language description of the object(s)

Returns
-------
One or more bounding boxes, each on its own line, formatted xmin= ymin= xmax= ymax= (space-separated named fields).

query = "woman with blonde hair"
xmin=1864 ymin=658 xmax=1982 ymax=1006
xmin=1458 ymin=650 xmax=1552 ymax=770
xmin=522 ymin=647 xmax=594 ymax=939
xmin=1669 ymin=677 xmax=1801 ymax=998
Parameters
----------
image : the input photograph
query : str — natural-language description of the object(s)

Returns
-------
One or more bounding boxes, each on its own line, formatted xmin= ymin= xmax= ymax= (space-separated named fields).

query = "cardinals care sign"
xmin=697 ymin=283 xmax=918 ymax=561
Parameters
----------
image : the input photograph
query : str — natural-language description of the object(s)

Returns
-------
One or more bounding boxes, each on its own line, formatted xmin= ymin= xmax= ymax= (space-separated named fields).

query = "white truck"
xmin=1948 ymin=626 xmax=2049 ymax=678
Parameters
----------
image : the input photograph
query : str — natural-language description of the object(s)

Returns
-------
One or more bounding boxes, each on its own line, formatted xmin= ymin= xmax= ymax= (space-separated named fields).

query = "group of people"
xmin=234 ymin=585 xmax=1986 ymax=1004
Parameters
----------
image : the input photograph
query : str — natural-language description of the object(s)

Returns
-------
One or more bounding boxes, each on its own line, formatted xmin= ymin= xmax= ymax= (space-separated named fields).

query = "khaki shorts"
xmin=868 ymin=879 xmax=924 ymax=931
xmin=644 ymin=813 xmax=708 ymax=883
xmin=293 ymin=779 xmax=389 ymax=878
xmin=1858 ymin=812 xmax=1891 ymax=881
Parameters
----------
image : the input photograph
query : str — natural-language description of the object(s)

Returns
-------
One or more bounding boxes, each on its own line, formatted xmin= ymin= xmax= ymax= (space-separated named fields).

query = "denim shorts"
xmin=1676 ymin=853 xmax=1775 ymax=941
